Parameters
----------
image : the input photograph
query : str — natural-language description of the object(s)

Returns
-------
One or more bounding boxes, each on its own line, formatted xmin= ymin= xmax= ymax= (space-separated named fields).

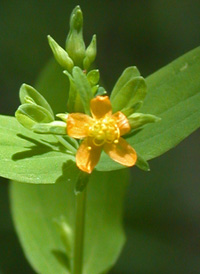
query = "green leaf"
xmin=132 ymin=46 xmax=200 ymax=161
xmin=111 ymin=76 xmax=147 ymax=113
xmin=15 ymin=103 xmax=54 ymax=130
xmin=0 ymin=115 xmax=74 ymax=184
xmin=121 ymin=101 xmax=143 ymax=117
xmin=10 ymin=169 xmax=128 ymax=274
xmin=19 ymin=83 xmax=54 ymax=116
xmin=110 ymin=66 xmax=140 ymax=102
xmin=110 ymin=66 xmax=143 ymax=112
xmin=96 ymin=46 xmax=200 ymax=171
xmin=72 ymin=66 xmax=93 ymax=114
xmin=87 ymin=69 xmax=100 ymax=86
xmin=33 ymin=121 xmax=67 ymax=135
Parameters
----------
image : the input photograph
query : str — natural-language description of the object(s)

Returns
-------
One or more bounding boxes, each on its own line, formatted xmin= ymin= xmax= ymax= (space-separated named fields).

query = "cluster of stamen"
xmin=88 ymin=115 xmax=120 ymax=146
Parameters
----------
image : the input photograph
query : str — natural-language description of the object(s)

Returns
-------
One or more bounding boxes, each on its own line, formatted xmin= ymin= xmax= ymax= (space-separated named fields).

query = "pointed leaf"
xmin=0 ymin=115 xmax=74 ymax=184
xmin=19 ymin=84 xmax=54 ymax=116
xmin=111 ymin=76 xmax=147 ymax=113
xmin=110 ymin=66 xmax=140 ymax=102
xmin=15 ymin=103 xmax=54 ymax=130
xmin=96 ymin=47 xmax=200 ymax=171
xmin=10 ymin=169 xmax=129 ymax=274
xmin=72 ymin=66 xmax=93 ymax=114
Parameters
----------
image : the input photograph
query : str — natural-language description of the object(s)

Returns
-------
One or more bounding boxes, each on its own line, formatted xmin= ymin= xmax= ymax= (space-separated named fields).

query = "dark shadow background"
xmin=0 ymin=0 xmax=200 ymax=273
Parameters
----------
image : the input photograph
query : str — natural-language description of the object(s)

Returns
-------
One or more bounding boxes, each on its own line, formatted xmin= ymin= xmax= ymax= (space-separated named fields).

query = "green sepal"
xmin=72 ymin=66 xmax=93 ymax=114
xmin=15 ymin=104 xmax=54 ymax=130
xmin=83 ymin=34 xmax=97 ymax=70
xmin=75 ymin=172 xmax=90 ymax=194
xmin=19 ymin=84 xmax=54 ymax=116
xmin=135 ymin=152 xmax=150 ymax=171
xmin=110 ymin=66 xmax=140 ymax=102
xmin=63 ymin=70 xmax=84 ymax=113
xmin=65 ymin=6 xmax=86 ymax=67
xmin=54 ymin=216 xmax=73 ymax=258
xmin=111 ymin=76 xmax=147 ymax=113
xmin=87 ymin=69 xmax=100 ymax=86
xmin=95 ymin=86 xmax=107 ymax=96
xmin=56 ymin=113 xmax=68 ymax=122
xmin=32 ymin=121 xmax=67 ymax=135
xmin=91 ymin=85 xmax=99 ymax=95
xmin=121 ymin=101 xmax=143 ymax=116
xmin=48 ymin=35 xmax=74 ymax=72
xmin=128 ymin=113 xmax=161 ymax=129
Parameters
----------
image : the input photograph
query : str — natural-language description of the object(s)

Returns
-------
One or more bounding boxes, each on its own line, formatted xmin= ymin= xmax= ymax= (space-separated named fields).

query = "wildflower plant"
xmin=0 ymin=5 xmax=200 ymax=274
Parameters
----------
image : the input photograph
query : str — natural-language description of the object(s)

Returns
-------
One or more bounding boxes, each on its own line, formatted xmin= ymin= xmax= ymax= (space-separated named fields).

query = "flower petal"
xmin=67 ymin=113 xmax=93 ymax=138
xmin=104 ymin=137 xmax=137 ymax=167
xmin=76 ymin=137 xmax=102 ymax=173
xmin=90 ymin=96 xmax=112 ymax=119
xmin=112 ymin=111 xmax=131 ymax=136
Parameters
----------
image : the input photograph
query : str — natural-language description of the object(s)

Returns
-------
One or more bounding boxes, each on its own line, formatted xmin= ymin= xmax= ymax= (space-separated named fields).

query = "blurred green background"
xmin=0 ymin=0 xmax=200 ymax=273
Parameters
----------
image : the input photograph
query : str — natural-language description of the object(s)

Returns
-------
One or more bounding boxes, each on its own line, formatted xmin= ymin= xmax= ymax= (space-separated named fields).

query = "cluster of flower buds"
xmin=15 ymin=5 xmax=160 ymax=173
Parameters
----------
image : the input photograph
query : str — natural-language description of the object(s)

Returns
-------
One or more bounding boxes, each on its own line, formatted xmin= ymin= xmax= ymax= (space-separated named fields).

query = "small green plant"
xmin=0 ymin=5 xmax=200 ymax=274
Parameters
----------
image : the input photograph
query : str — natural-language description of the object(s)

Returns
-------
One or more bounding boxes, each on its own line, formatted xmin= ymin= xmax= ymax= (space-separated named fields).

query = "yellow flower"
xmin=67 ymin=96 xmax=137 ymax=173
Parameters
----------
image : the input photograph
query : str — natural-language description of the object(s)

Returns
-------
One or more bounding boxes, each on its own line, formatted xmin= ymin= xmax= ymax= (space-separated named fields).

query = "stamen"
xmin=89 ymin=115 xmax=120 ymax=146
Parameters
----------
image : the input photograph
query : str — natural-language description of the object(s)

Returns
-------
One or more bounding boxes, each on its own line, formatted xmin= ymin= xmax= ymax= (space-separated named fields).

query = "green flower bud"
xmin=87 ymin=69 xmax=99 ymax=86
xmin=136 ymin=152 xmax=150 ymax=171
xmin=19 ymin=84 xmax=54 ymax=116
xmin=128 ymin=113 xmax=161 ymax=129
xmin=91 ymin=85 xmax=99 ymax=95
xmin=65 ymin=6 xmax=86 ymax=67
xmin=83 ymin=34 xmax=97 ymax=70
xmin=32 ymin=121 xmax=67 ymax=135
xmin=15 ymin=104 xmax=54 ymax=130
xmin=48 ymin=35 xmax=74 ymax=72
xmin=23 ymin=95 xmax=36 ymax=105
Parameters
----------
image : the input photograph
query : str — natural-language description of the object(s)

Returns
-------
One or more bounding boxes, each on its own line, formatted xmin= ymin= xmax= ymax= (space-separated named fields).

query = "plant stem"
xmin=73 ymin=187 xmax=87 ymax=274
xmin=55 ymin=135 xmax=77 ymax=154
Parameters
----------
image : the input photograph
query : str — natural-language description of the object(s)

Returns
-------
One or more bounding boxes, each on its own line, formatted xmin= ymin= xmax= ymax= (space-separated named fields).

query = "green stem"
xmin=73 ymin=187 xmax=87 ymax=274
xmin=55 ymin=135 xmax=77 ymax=154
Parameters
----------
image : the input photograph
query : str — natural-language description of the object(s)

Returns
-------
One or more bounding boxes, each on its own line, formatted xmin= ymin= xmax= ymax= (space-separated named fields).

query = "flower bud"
xmin=15 ymin=104 xmax=54 ymax=130
xmin=48 ymin=35 xmax=74 ymax=72
xmin=19 ymin=84 xmax=54 ymax=117
xmin=83 ymin=34 xmax=97 ymax=70
xmin=32 ymin=121 xmax=67 ymax=135
xmin=128 ymin=113 xmax=161 ymax=129
xmin=65 ymin=6 xmax=86 ymax=67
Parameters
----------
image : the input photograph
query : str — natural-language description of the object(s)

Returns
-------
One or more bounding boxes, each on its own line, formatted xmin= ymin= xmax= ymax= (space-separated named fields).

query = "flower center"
xmin=88 ymin=116 xmax=120 ymax=146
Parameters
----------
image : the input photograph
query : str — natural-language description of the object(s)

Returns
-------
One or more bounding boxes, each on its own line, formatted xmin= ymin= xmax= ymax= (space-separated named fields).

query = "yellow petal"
xmin=76 ymin=137 xmax=102 ymax=173
xmin=112 ymin=111 xmax=131 ymax=136
xmin=90 ymin=96 xmax=112 ymax=119
xmin=67 ymin=113 xmax=93 ymax=139
xmin=104 ymin=137 xmax=137 ymax=167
